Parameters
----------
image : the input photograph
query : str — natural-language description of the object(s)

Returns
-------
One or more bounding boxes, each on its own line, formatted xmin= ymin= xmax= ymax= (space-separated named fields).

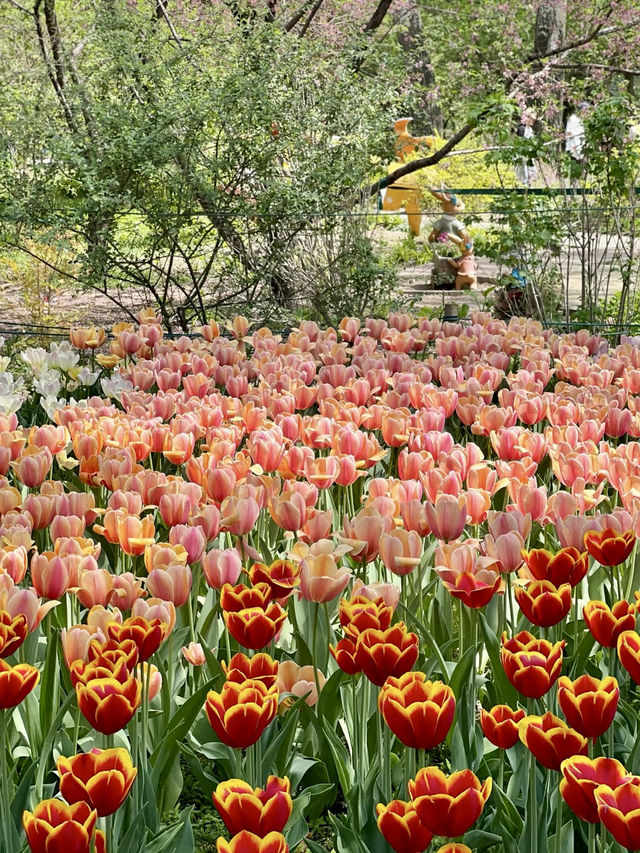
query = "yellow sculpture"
xmin=381 ymin=118 xmax=435 ymax=236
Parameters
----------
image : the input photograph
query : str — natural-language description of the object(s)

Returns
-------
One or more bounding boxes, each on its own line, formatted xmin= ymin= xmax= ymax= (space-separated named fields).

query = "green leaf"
xmin=397 ymin=601 xmax=450 ymax=681
xmin=146 ymin=808 xmax=194 ymax=853
xmin=329 ymin=812 xmax=370 ymax=853
xmin=150 ymin=678 xmax=215 ymax=807
xmin=478 ymin=611 xmax=518 ymax=706
xmin=321 ymin=718 xmax=354 ymax=798
xmin=35 ymin=689 xmax=76 ymax=801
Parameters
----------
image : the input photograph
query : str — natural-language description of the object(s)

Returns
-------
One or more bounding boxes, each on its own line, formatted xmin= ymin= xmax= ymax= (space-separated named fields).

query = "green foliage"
xmin=413 ymin=136 xmax=516 ymax=214
xmin=0 ymin=0 xmax=407 ymax=330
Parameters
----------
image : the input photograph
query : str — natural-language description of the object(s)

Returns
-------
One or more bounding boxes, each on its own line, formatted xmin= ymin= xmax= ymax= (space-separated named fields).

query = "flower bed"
xmin=2 ymin=311 xmax=640 ymax=852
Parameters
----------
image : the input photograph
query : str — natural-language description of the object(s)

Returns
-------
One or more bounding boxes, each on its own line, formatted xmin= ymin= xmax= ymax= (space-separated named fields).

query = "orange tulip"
xmin=376 ymin=799 xmax=433 ymax=853
xmin=222 ymin=652 xmax=279 ymax=688
xmin=515 ymin=579 xmax=572 ymax=627
xmin=434 ymin=845 xmax=472 ymax=853
xmin=248 ymin=560 xmax=301 ymax=600
xmin=70 ymin=326 xmax=106 ymax=349
xmin=0 ymin=610 xmax=28 ymax=658
xmin=617 ymin=630 xmax=640 ymax=684
xmin=480 ymin=704 xmax=526 ymax=749
xmin=378 ymin=529 xmax=423 ymax=576
xmin=0 ymin=659 xmax=39 ymax=708
xmin=409 ymin=767 xmax=492 ymax=838
xmin=299 ymin=550 xmax=352 ymax=603
xmin=560 ymin=756 xmax=634 ymax=823
xmin=584 ymin=528 xmax=635 ymax=567
xmin=205 ymin=679 xmax=278 ymax=749
xmin=116 ymin=513 xmax=155 ymax=556
xmin=557 ymin=674 xmax=619 ymax=739
xmin=355 ymin=624 xmax=419 ymax=686
xmin=340 ymin=594 xmax=394 ymax=638
xmin=213 ymin=776 xmax=292 ymax=837
xmin=518 ymin=712 xmax=588 ymax=770
xmin=23 ymin=800 xmax=97 ymax=853
xmin=594 ymin=779 xmax=640 ymax=848
xmin=57 ymin=748 xmax=137 ymax=816
xmin=521 ymin=547 xmax=588 ymax=588
xmin=329 ymin=637 xmax=361 ymax=675
xmin=378 ymin=672 xmax=455 ymax=749
xmin=221 ymin=583 xmax=287 ymax=650
xmin=76 ymin=675 xmax=141 ymax=734
xmin=584 ymin=599 xmax=636 ymax=647
xmin=216 ymin=831 xmax=289 ymax=853
xmin=501 ymin=630 xmax=565 ymax=698
xmin=108 ymin=616 xmax=168 ymax=662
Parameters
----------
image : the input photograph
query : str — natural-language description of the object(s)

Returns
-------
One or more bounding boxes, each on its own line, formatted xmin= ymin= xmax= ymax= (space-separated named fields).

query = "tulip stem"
xmin=0 ymin=710 xmax=13 ymax=853
xmin=141 ymin=664 xmax=149 ymax=786
xmin=505 ymin=573 xmax=516 ymax=634
xmin=350 ymin=677 xmax=358 ymax=768
xmin=528 ymin=699 xmax=538 ymax=853
xmin=554 ymin=782 xmax=563 ymax=853
xmin=588 ymin=820 xmax=596 ymax=853
xmin=311 ymin=603 xmax=322 ymax=711
xmin=609 ymin=647 xmax=616 ymax=760
xmin=106 ymin=813 xmax=114 ymax=853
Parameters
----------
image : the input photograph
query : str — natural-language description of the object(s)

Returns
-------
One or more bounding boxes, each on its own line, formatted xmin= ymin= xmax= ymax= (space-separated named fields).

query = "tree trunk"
xmin=534 ymin=0 xmax=567 ymax=56
xmin=395 ymin=5 xmax=442 ymax=134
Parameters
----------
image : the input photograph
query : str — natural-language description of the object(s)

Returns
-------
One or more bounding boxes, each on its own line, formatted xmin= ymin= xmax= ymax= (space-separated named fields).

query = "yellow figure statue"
xmin=381 ymin=118 xmax=435 ymax=236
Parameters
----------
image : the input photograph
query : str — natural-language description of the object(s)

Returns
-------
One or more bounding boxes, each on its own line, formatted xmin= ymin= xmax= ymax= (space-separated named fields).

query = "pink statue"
xmin=444 ymin=233 xmax=477 ymax=290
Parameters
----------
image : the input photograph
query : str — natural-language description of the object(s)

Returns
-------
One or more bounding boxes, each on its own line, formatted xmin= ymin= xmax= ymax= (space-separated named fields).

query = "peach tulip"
xmin=379 ymin=530 xmax=422 ymax=576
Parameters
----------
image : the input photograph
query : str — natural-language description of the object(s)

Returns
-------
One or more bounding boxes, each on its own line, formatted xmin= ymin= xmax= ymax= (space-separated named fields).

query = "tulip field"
xmin=6 ymin=311 xmax=640 ymax=853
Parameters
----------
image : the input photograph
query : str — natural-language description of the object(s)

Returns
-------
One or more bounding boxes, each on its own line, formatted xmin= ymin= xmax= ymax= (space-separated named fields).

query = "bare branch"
xmin=155 ymin=0 xmax=183 ymax=48
xmin=4 ymin=0 xmax=32 ymax=14
xmin=363 ymin=0 xmax=394 ymax=32
xmin=368 ymin=119 xmax=477 ymax=195
xmin=527 ymin=11 xmax=640 ymax=62
xmin=550 ymin=61 xmax=640 ymax=76
xmin=283 ymin=0 xmax=313 ymax=32
xmin=298 ymin=0 xmax=324 ymax=37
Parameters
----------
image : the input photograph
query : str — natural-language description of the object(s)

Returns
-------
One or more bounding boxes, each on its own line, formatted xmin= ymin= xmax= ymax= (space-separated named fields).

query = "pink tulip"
xmin=202 ymin=548 xmax=243 ymax=589
xmin=159 ymin=493 xmax=193 ymax=527
xmin=182 ymin=642 xmax=206 ymax=666
xmin=147 ymin=564 xmax=192 ymax=607
xmin=299 ymin=546 xmax=351 ymax=603
xmin=487 ymin=510 xmax=532 ymax=540
xmin=278 ymin=660 xmax=326 ymax=705
xmin=169 ymin=524 xmax=206 ymax=564
xmin=31 ymin=551 xmax=70 ymax=599
xmin=482 ymin=531 xmax=524 ymax=573
xmin=189 ymin=505 xmax=221 ymax=541
xmin=424 ymin=494 xmax=467 ymax=542
xmin=61 ymin=624 xmax=105 ymax=668
xmin=351 ymin=579 xmax=400 ymax=610
xmin=0 ymin=545 xmax=28 ymax=584
xmin=76 ymin=568 xmax=114 ymax=608
xmin=109 ymin=572 xmax=146 ymax=610
xmin=220 ymin=495 xmax=260 ymax=536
